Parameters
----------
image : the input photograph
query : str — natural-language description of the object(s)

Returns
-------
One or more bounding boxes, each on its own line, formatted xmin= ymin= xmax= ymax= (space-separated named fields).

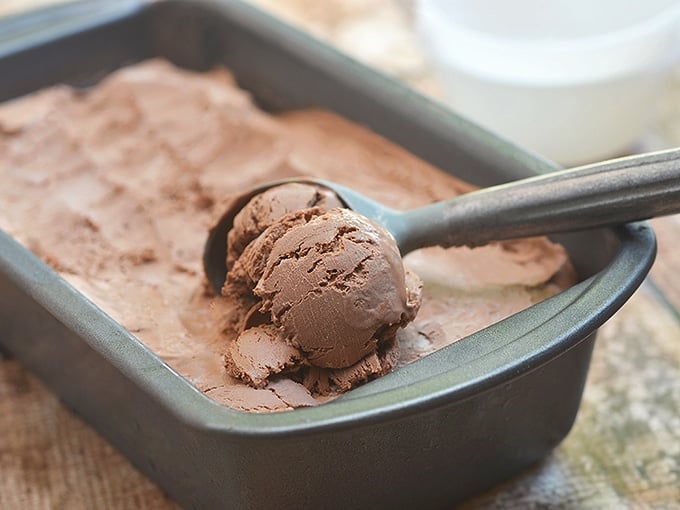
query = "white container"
xmin=416 ymin=0 xmax=680 ymax=165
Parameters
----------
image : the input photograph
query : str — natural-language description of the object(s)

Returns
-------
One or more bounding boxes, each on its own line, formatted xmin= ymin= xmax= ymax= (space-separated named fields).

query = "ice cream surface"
xmin=0 ymin=60 xmax=576 ymax=412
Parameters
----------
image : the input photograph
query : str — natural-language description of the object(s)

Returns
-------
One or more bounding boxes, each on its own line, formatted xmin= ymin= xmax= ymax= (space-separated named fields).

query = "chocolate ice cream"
xmin=221 ymin=187 xmax=422 ymax=391
xmin=0 ymin=60 xmax=577 ymax=412
xmin=226 ymin=182 xmax=343 ymax=266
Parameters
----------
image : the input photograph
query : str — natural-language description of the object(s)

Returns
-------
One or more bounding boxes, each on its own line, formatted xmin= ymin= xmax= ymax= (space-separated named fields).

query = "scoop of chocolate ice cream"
xmin=224 ymin=324 xmax=304 ymax=388
xmin=255 ymin=207 xmax=419 ymax=368
xmin=227 ymin=182 xmax=343 ymax=267
xmin=221 ymin=184 xmax=422 ymax=390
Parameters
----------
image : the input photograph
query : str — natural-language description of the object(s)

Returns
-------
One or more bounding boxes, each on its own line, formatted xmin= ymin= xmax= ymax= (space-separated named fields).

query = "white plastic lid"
xmin=417 ymin=0 xmax=680 ymax=86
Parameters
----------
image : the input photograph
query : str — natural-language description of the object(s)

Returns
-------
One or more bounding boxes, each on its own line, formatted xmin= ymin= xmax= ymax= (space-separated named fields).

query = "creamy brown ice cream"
xmin=0 ymin=60 xmax=576 ymax=412
xmin=226 ymin=182 xmax=343 ymax=267
xmin=222 ymin=186 xmax=422 ymax=391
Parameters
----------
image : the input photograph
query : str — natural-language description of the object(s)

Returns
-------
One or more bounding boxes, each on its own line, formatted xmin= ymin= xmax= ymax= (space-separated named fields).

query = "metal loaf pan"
xmin=0 ymin=1 xmax=656 ymax=508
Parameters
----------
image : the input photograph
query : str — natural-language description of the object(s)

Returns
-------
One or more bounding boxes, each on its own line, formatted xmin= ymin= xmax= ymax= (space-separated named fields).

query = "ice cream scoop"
xmin=205 ymin=148 xmax=680 ymax=292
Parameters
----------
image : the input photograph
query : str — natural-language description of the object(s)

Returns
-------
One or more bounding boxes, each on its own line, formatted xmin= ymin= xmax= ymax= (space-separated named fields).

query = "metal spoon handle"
xmin=397 ymin=148 xmax=680 ymax=253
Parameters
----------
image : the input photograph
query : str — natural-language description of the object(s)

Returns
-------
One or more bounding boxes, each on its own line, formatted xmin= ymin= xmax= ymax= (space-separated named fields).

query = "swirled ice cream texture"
xmin=0 ymin=60 xmax=577 ymax=412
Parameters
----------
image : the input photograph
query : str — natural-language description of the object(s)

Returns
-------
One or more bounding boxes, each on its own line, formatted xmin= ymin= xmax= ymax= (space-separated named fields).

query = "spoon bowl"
xmin=204 ymin=148 xmax=680 ymax=293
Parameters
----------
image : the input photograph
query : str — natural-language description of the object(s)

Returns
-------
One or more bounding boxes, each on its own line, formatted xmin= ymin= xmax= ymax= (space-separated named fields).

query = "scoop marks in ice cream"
xmin=0 ymin=60 xmax=576 ymax=412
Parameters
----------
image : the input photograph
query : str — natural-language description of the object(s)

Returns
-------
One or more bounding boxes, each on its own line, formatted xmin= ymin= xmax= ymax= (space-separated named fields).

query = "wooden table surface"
xmin=1 ymin=1 xmax=679 ymax=509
